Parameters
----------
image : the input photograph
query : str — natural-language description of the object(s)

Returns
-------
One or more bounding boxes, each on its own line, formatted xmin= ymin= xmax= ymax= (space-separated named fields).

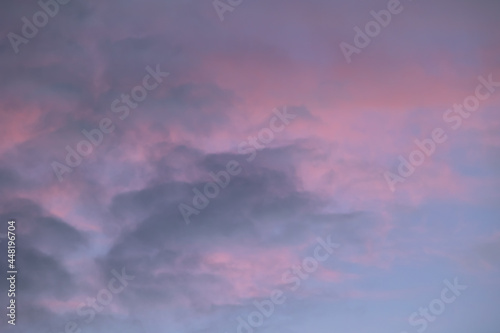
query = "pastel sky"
xmin=0 ymin=0 xmax=499 ymax=332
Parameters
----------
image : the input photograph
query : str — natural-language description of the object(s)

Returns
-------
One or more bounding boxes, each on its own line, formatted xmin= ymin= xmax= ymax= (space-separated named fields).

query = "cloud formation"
xmin=0 ymin=0 xmax=499 ymax=332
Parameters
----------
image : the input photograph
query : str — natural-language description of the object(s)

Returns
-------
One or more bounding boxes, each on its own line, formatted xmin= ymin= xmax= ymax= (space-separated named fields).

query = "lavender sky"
xmin=0 ymin=0 xmax=499 ymax=332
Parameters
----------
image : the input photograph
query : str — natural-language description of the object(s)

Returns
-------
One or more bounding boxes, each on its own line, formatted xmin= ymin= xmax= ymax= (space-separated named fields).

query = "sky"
xmin=0 ymin=0 xmax=499 ymax=332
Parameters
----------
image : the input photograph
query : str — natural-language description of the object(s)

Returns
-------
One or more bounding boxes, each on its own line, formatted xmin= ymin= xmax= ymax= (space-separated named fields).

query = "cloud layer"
xmin=0 ymin=0 xmax=499 ymax=332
